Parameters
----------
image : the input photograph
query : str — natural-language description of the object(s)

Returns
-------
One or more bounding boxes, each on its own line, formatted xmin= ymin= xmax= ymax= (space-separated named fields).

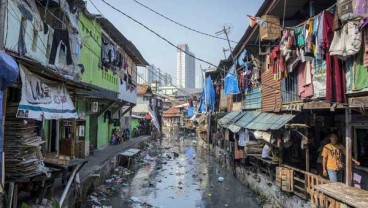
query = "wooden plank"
xmin=294 ymin=184 xmax=306 ymax=193
xmin=294 ymin=177 xmax=305 ymax=183
xmin=315 ymin=183 xmax=368 ymax=208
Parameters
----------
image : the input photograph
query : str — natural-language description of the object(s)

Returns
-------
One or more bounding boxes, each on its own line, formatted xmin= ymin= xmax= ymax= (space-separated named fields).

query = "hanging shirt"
xmin=294 ymin=26 xmax=305 ymax=48
xmin=316 ymin=13 xmax=325 ymax=60
xmin=298 ymin=62 xmax=314 ymax=99
xmin=323 ymin=11 xmax=346 ymax=103
xmin=262 ymin=144 xmax=272 ymax=159
xmin=238 ymin=130 xmax=245 ymax=147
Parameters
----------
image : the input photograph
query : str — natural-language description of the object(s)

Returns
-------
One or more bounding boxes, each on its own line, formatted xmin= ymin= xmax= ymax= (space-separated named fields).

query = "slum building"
xmin=202 ymin=0 xmax=368 ymax=207
xmin=0 ymin=0 xmax=147 ymax=206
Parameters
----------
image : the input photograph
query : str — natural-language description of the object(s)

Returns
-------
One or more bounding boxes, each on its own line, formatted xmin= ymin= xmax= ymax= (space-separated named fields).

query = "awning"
xmin=228 ymin=124 xmax=242 ymax=133
xmin=218 ymin=111 xmax=244 ymax=128
xmin=236 ymin=112 xmax=295 ymax=131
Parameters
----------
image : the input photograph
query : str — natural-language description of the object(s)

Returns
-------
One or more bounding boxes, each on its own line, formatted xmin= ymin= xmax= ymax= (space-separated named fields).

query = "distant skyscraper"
xmin=176 ymin=44 xmax=195 ymax=88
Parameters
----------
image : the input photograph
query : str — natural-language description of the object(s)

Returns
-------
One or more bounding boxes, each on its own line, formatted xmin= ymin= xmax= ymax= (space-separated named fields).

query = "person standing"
xmin=322 ymin=133 xmax=360 ymax=182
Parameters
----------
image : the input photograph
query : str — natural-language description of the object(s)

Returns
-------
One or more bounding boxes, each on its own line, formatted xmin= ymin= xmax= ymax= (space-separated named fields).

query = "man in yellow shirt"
xmin=322 ymin=133 xmax=360 ymax=182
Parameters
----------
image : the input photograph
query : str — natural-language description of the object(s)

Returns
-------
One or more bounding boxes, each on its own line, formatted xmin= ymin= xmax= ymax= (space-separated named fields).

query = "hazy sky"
xmin=87 ymin=0 xmax=263 ymax=88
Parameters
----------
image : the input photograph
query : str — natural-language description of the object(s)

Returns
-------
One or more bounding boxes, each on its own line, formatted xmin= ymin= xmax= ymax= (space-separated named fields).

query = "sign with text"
xmin=17 ymin=65 xmax=78 ymax=120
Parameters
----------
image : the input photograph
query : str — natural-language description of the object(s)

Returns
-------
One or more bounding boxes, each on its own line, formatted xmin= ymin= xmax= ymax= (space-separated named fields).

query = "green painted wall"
xmin=97 ymin=115 xmax=110 ymax=148
xmin=131 ymin=118 xmax=139 ymax=137
xmin=78 ymin=13 xmax=119 ymax=92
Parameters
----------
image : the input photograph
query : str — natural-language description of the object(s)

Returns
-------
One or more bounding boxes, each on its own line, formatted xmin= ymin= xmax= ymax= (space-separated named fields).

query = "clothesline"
xmin=284 ymin=3 xmax=336 ymax=30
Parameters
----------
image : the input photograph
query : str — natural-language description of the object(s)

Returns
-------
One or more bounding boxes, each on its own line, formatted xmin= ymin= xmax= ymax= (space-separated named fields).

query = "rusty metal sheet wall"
xmin=261 ymin=69 xmax=281 ymax=112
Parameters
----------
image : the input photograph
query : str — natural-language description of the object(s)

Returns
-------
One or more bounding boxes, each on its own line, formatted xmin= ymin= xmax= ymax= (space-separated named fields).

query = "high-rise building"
xmin=176 ymin=44 xmax=195 ymax=88
xmin=163 ymin=73 xmax=172 ymax=86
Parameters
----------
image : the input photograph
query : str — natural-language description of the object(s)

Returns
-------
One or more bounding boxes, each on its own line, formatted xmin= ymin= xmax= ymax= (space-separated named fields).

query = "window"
xmin=281 ymin=71 xmax=300 ymax=103
xmin=354 ymin=128 xmax=368 ymax=167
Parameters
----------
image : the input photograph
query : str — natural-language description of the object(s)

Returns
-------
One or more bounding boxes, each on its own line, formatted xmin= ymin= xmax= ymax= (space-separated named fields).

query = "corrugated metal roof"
xmin=228 ymin=124 xmax=241 ymax=133
xmin=245 ymin=112 xmax=295 ymax=131
xmin=235 ymin=111 xmax=261 ymax=128
xmin=218 ymin=111 xmax=244 ymax=128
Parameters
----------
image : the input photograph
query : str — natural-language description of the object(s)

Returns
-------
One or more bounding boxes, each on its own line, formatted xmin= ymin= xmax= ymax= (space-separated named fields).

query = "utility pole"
xmin=215 ymin=26 xmax=234 ymax=62
xmin=222 ymin=48 xmax=229 ymax=59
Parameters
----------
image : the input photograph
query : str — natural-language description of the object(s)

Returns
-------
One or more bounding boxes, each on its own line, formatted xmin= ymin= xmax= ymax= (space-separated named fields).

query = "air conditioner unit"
xmin=92 ymin=102 xmax=99 ymax=113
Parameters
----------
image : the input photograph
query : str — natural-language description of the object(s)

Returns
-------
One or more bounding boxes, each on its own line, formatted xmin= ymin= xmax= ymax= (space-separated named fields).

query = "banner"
xmin=17 ymin=65 xmax=78 ymax=120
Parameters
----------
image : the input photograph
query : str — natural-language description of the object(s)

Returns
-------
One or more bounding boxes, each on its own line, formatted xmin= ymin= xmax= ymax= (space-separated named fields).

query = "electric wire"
xmin=98 ymin=0 xmax=305 ymax=99
xmin=130 ymin=0 xmax=238 ymax=43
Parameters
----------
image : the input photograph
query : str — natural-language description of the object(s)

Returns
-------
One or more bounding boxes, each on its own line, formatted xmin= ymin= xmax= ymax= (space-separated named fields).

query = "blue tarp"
xmin=187 ymin=107 xmax=194 ymax=116
xmin=198 ymin=76 xmax=216 ymax=113
xmin=205 ymin=76 xmax=215 ymax=112
xmin=224 ymin=65 xmax=240 ymax=95
xmin=198 ymin=89 xmax=206 ymax=113
xmin=0 ymin=52 xmax=20 ymax=180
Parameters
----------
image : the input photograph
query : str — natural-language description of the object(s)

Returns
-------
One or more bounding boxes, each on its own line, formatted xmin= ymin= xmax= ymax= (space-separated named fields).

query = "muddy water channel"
xmin=88 ymin=132 xmax=261 ymax=208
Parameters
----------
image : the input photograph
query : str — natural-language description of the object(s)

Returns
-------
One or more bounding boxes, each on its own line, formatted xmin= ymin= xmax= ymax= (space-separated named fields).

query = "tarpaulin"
xmin=224 ymin=65 xmax=240 ymax=95
xmin=0 ymin=52 xmax=19 ymax=90
xmin=198 ymin=76 xmax=216 ymax=113
xmin=17 ymin=65 xmax=78 ymax=120
xmin=198 ymin=88 xmax=206 ymax=113
xmin=187 ymin=107 xmax=194 ymax=116
xmin=0 ymin=52 xmax=19 ymax=181
xmin=205 ymin=76 xmax=215 ymax=112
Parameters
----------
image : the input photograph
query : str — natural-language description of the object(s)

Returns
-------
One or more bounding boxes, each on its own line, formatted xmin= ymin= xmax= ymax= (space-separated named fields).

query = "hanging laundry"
xmin=297 ymin=62 xmax=314 ymax=99
xmin=322 ymin=11 xmax=346 ymax=103
xmin=316 ymin=13 xmax=325 ymax=60
xmin=238 ymin=129 xmax=246 ymax=147
xmin=364 ymin=28 xmax=368 ymax=68
xmin=353 ymin=45 xmax=368 ymax=91
xmin=224 ymin=65 xmax=240 ymax=95
xmin=337 ymin=0 xmax=357 ymax=21
xmin=312 ymin=59 xmax=326 ymax=98
xmin=329 ymin=21 xmax=362 ymax=57
xmin=49 ymin=29 xmax=73 ymax=65
xmin=353 ymin=0 xmax=368 ymax=17
xmin=305 ymin=19 xmax=315 ymax=55
xmin=294 ymin=26 xmax=305 ymax=48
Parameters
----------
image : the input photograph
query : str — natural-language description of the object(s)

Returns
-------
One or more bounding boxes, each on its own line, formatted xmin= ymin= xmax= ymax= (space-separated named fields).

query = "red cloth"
xmin=269 ymin=46 xmax=286 ymax=78
xmin=297 ymin=62 xmax=314 ymax=99
xmin=322 ymin=11 xmax=346 ymax=103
